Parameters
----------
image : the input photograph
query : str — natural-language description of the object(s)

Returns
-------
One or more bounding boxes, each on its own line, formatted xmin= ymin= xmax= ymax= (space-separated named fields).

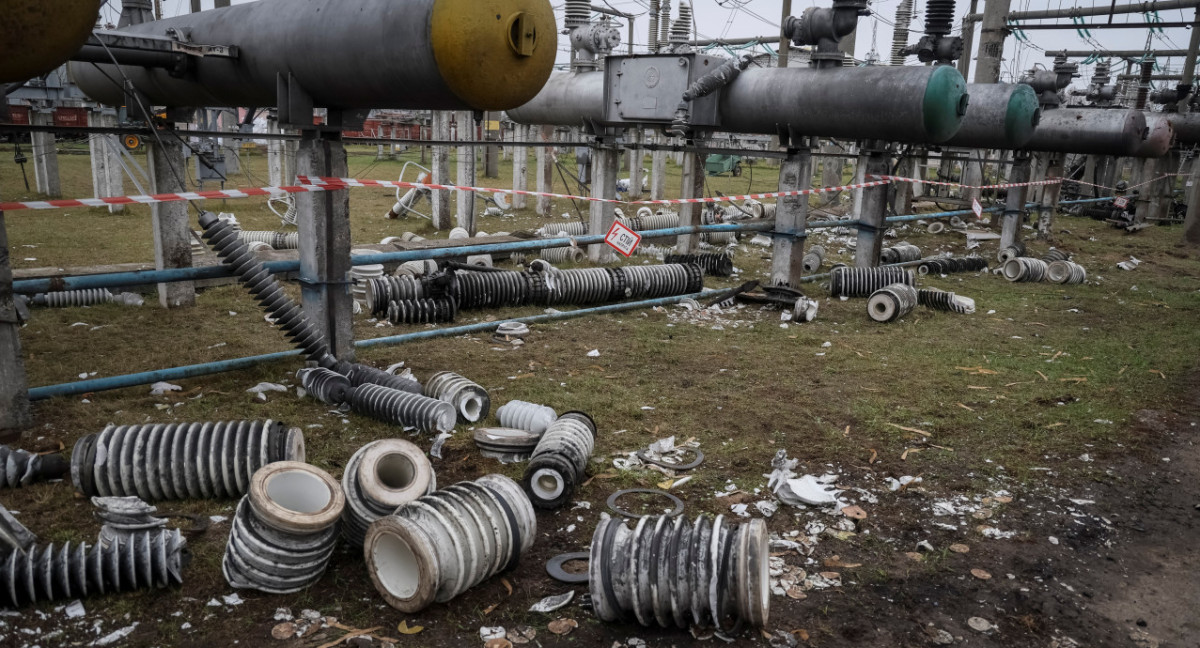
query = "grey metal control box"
xmin=603 ymin=54 xmax=725 ymax=128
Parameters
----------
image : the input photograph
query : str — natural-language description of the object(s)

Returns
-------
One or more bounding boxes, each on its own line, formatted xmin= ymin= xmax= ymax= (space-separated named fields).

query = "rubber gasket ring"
xmin=546 ymin=551 xmax=590 ymax=584
xmin=607 ymin=488 xmax=685 ymax=519
xmin=636 ymin=447 xmax=705 ymax=471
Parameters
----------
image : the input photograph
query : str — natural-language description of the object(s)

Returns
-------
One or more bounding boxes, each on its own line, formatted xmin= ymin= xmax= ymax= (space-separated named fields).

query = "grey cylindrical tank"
xmin=943 ymin=83 xmax=1041 ymax=150
xmin=505 ymin=71 xmax=607 ymax=126
xmin=1168 ymin=112 xmax=1200 ymax=145
xmin=70 ymin=0 xmax=557 ymax=111
xmin=1131 ymin=112 xmax=1174 ymax=158
xmin=1022 ymin=108 xmax=1147 ymax=156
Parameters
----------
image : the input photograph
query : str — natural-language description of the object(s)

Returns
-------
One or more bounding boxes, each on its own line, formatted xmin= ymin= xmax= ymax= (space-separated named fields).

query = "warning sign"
xmin=604 ymin=220 xmax=642 ymax=257
xmin=972 ymin=198 xmax=983 ymax=218
xmin=1113 ymin=196 xmax=1129 ymax=209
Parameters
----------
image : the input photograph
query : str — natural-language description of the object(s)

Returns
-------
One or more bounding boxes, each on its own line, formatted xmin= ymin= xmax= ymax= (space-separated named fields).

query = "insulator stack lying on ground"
xmin=917 ymin=256 xmax=989 ymax=276
xmin=199 ymin=211 xmax=334 ymax=367
xmin=631 ymin=211 xmax=679 ymax=232
xmin=590 ymin=513 xmax=769 ymax=629
xmin=393 ymin=259 xmax=438 ymax=277
xmin=802 ymin=246 xmax=826 ymax=273
xmin=997 ymin=241 xmax=1027 ymax=263
xmin=703 ymin=230 xmax=737 ymax=245
xmin=298 ymin=367 xmax=353 ymax=406
xmin=0 ymin=529 xmax=187 ymax=608
xmin=880 ymin=244 xmax=922 ymax=264
xmin=1002 ymin=257 xmax=1048 ymax=283
xmin=365 ymin=474 xmax=536 ymax=613
xmin=387 ymin=297 xmax=459 ymax=324
xmin=512 ymin=246 xmax=587 ymax=264
xmin=538 ymin=221 xmax=588 ymax=237
xmin=342 ymin=440 xmax=435 ymax=547
xmin=223 ymin=462 xmax=344 ymax=594
xmin=348 ymin=384 xmax=457 ymax=434
xmin=1046 ymin=260 xmax=1087 ymax=285
xmin=867 ymin=284 xmax=920 ymax=323
xmin=351 ymin=256 xmax=386 ymax=305
xmin=1040 ymin=248 xmax=1070 ymax=263
xmin=0 ymin=445 xmax=68 ymax=489
xmin=523 ymin=412 xmax=596 ymax=510
xmin=366 ymin=276 xmax=426 ymax=316
xmin=918 ymin=288 xmax=976 ymax=314
xmin=70 ymin=421 xmax=305 ymax=500
xmin=424 ymin=372 xmax=491 ymax=424
xmin=829 ymin=267 xmax=916 ymax=298
xmin=343 ymin=363 xmax=422 ymax=395
xmin=94 ymin=496 xmax=169 ymax=547
xmin=544 ymin=267 xmax=625 ymax=305
xmin=453 ymin=270 xmax=529 ymax=309
xmin=473 ymin=427 xmax=542 ymax=458
xmin=664 ymin=253 xmax=734 ymax=277
xmin=31 ymin=289 xmax=144 ymax=308
xmin=621 ymin=263 xmax=704 ymax=299
xmin=237 ymin=231 xmax=299 ymax=250
xmin=497 ymin=400 xmax=558 ymax=435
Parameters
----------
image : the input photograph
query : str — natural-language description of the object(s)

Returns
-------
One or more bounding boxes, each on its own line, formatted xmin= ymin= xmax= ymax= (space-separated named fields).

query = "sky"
xmin=114 ymin=0 xmax=1197 ymax=85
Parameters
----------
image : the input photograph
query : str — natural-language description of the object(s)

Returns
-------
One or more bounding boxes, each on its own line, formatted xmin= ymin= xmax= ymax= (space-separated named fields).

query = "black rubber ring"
xmin=546 ymin=551 xmax=590 ymax=584
xmin=636 ymin=447 xmax=705 ymax=471
xmin=607 ymin=488 xmax=685 ymax=519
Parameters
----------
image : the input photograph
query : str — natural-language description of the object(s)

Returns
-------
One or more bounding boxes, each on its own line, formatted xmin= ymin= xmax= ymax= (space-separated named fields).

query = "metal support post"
xmin=30 ymin=110 xmax=61 ymax=198
xmin=431 ymin=111 xmax=453 ymax=229
xmin=677 ymin=150 xmax=706 ymax=254
xmin=455 ymin=111 xmax=477 ymax=234
xmin=297 ymin=129 xmax=354 ymax=361
xmin=512 ymin=124 xmax=529 ymax=210
xmin=651 ymin=132 xmax=668 ymax=200
xmin=854 ymin=147 xmax=892 ymax=267
xmin=588 ymin=139 xmax=620 ymax=263
xmin=1038 ymin=155 xmax=1063 ymax=238
xmin=536 ymin=126 xmax=555 ymax=216
xmin=0 ymin=201 xmax=32 ymax=442
xmin=974 ymin=0 xmax=1012 ymax=84
xmin=88 ymin=110 xmax=125 ymax=213
xmin=770 ymin=145 xmax=812 ymax=288
xmin=1001 ymin=152 xmax=1031 ymax=250
xmin=148 ymin=131 xmax=196 ymax=309
xmin=778 ymin=0 xmax=793 ymax=68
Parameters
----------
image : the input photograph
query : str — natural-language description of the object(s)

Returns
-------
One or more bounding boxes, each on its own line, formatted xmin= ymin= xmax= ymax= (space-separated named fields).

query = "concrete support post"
xmin=1155 ymin=153 xmax=1178 ymax=221
xmin=854 ymin=149 xmax=892 ymax=268
xmin=512 ymin=125 xmax=529 ymax=210
xmin=850 ymin=151 xmax=870 ymax=220
xmin=431 ymin=111 xmax=453 ymax=230
xmin=893 ymin=156 xmax=916 ymax=215
xmin=296 ymin=130 xmax=354 ymax=361
xmin=1082 ymin=155 xmax=1098 ymax=197
xmin=677 ymin=151 xmax=706 ymax=254
xmin=627 ymin=128 xmax=645 ymax=200
xmin=1037 ymin=155 xmax=1063 ymax=239
xmin=1100 ymin=156 xmax=1120 ymax=189
xmin=222 ymin=109 xmax=241 ymax=175
xmin=267 ymin=114 xmax=285 ymax=186
xmin=974 ymin=0 xmax=1012 ymax=84
xmin=651 ymin=133 xmax=668 ymax=200
xmin=536 ymin=125 xmax=556 ymax=216
xmin=588 ymin=142 xmax=620 ymax=263
xmin=455 ymin=112 xmax=477 ymax=234
xmin=962 ymin=151 xmax=984 ymax=207
xmin=88 ymin=110 xmax=125 ymax=213
xmin=821 ymin=140 xmax=844 ymax=189
xmin=770 ymin=146 xmax=812 ymax=288
xmin=1029 ymin=153 xmax=1048 ymax=204
xmin=1001 ymin=152 xmax=1031 ymax=250
xmin=148 ymin=132 xmax=196 ymax=309
xmin=30 ymin=110 xmax=61 ymax=198
xmin=1184 ymin=162 xmax=1200 ymax=243
xmin=484 ymin=113 xmax=500 ymax=179
xmin=0 ymin=199 xmax=32 ymax=442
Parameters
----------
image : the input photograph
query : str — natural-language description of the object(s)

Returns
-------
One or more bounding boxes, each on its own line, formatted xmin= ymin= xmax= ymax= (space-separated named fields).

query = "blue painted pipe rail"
xmin=27 ymin=288 xmax=736 ymax=401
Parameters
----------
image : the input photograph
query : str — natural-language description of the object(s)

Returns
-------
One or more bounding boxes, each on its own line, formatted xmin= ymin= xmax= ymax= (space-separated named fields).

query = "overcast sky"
xmin=120 ymin=0 xmax=1196 ymax=84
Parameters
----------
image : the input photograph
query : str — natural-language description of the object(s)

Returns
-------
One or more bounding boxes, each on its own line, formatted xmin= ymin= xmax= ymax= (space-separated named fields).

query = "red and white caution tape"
xmin=0 ymin=185 xmax=329 ymax=212
xmin=869 ymin=174 xmax=1065 ymax=190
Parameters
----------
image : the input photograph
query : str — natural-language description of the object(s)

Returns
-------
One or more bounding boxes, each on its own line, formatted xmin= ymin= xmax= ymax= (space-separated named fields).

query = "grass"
xmin=0 ymin=140 xmax=1198 ymax=645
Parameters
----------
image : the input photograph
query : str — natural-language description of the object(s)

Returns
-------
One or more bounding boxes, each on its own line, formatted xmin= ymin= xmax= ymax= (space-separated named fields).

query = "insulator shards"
xmin=523 ymin=412 xmax=596 ymax=510
xmin=829 ymin=266 xmax=916 ymax=298
xmin=867 ymin=283 xmax=919 ymax=323
xmin=496 ymin=400 xmax=558 ymax=435
xmin=341 ymin=440 xmax=435 ymax=548
xmin=424 ymin=372 xmax=491 ymax=424
xmin=348 ymin=384 xmax=457 ymax=434
xmin=0 ymin=445 xmax=68 ymax=489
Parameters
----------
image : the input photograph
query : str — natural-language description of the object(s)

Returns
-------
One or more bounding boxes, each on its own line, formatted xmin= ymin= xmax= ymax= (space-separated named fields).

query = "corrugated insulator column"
xmin=298 ymin=367 xmax=353 ymax=406
xmin=343 ymin=363 xmax=423 ymax=395
xmin=424 ymin=372 xmax=491 ymax=423
xmin=70 ymin=421 xmax=306 ymax=500
xmin=829 ymin=266 xmax=915 ymax=297
xmin=664 ymin=253 xmax=734 ymax=277
xmin=347 ymin=383 xmax=458 ymax=434
xmin=496 ymin=400 xmax=558 ymax=434
xmin=523 ymin=412 xmax=596 ymax=509
xmin=867 ymin=283 xmax=919 ymax=322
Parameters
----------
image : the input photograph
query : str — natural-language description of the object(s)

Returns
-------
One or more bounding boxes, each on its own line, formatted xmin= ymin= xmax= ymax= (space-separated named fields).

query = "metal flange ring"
xmin=635 ymin=447 xmax=705 ymax=471
xmin=606 ymin=488 xmax=685 ymax=519
xmin=546 ymin=551 xmax=590 ymax=584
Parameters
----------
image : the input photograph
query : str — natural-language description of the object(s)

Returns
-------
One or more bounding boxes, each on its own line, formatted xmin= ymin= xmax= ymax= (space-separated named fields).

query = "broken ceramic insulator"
xmin=222 ymin=462 xmax=345 ymax=594
xmin=917 ymin=256 xmax=988 ymax=276
xmin=1046 ymin=260 xmax=1087 ymax=285
xmin=386 ymin=297 xmax=459 ymax=324
xmin=0 ymin=445 xmax=68 ymax=489
xmin=589 ymin=513 xmax=769 ymax=630
xmin=997 ymin=241 xmax=1027 ymax=263
xmin=664 ymin=253 xmax=734 ymax=278
xmin=0 ymin=529 xmax=187 ymax=608
xmin=1002 ymin=257 xmax=1048 ymax=283
xmin=801 ymin=246 xmax=826 ymax=273
xmin=867 ymin=283 xmax=919 ymax=323
xmin=879 ymin=243 xmax=922 ymax=264
xmin=93 ymin=496 xmax=169 ymax=547
xmin=829 ymin=266 xmax=915 ymax=298
xmin=424 ymin=372 xmax=490 ymax=424
xmin=341 ymin=362 xmax=422 ymax=395
xmin=496 ymin=400 xmax=558 ymax=435
xmin=298 ymin=367 xmax=353 ymax=406
xmin=1040 ymin=248 xmax=1070 ymax=264
xmin=70 ymin=420 xmax=306 ymax=501
xmin=618 ymin=263 xmax=705 ymax=300
xmin=918 ymin=288 xmax=976 ymax=315
xmin=523 ymin=412 xmax=597 ymax=510
xmin=364 ymin=474 xmax=535 ymax=613
xmin=348 ymin=383 xmax=457 ymax=434
xmin=341 ymin=440 xmax=436 ymax=547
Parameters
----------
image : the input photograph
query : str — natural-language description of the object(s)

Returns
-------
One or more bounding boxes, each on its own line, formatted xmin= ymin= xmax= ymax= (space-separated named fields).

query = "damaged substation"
xmin=2 ymin=0 xmax=1200 ymax=646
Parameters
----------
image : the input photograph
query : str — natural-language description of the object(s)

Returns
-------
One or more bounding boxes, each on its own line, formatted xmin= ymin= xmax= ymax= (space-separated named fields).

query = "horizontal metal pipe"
xmin=12 ymin=222 xmax=775 ymax=294
xmin=969 ymin=0 xmax=1199 ymax=21
xmin=1012 ymin=21 xmax=1193 ymax=29
xmin=28 ymin=288 xmax=737 ymax=401
xmin=1044 ymin=49 xmax=1189 ymax=57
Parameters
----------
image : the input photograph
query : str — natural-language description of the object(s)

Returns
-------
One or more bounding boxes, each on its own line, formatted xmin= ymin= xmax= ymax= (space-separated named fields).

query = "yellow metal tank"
xmin=1 ymin=0 xmax=102 ymax=83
